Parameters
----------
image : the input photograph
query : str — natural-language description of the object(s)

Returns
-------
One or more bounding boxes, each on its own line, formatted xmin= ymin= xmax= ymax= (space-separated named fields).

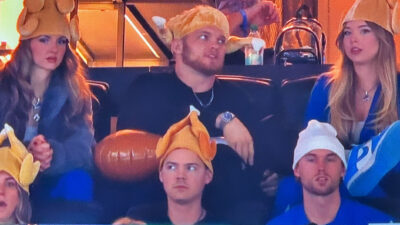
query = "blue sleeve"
xmin=45 ymin=115 xmax=94 ymax=175
xmin=266 ymin=206 xmax=308 ymax=225
xmin=304 ymin=75 xmax=331 ymax=127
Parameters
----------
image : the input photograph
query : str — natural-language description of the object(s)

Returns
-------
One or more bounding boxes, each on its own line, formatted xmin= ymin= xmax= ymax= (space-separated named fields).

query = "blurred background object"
xmin=0 ymin=0 xmax=399 ymax=66
xmin=95 ymin=129 xmax=160 ymax=182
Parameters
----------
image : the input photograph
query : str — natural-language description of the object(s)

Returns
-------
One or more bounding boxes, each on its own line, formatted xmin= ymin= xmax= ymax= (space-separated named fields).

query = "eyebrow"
xmin=344 ymin=24 xmax=370 ymax=29
xmin=304 ymin=152 xmax=337 ymax=158
xmin=5 ymin=177 xmax=16 ymax=182
xmin=164 ymin=161 xmax=200 ymax=166
xmin=199 ymin=31 xmax=212 ymax=35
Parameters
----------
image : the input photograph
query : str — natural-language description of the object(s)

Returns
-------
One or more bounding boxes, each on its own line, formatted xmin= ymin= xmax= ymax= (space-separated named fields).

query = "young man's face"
xmin=159 ymin=149 xmax=213 ymax=204
xmin=294 ymin=149 xmax=345 ymax=196
xmin=178 ymin=26 xmax=227 ymax=76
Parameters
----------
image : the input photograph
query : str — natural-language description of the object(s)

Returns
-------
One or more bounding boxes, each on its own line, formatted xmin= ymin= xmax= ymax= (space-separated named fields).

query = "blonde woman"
xmin=305 ymin=0 xmax=400 ymax=198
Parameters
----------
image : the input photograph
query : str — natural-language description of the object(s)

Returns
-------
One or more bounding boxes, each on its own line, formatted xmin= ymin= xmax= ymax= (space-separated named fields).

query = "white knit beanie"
xmin=293 ymin=120 xmax=347 ymax=169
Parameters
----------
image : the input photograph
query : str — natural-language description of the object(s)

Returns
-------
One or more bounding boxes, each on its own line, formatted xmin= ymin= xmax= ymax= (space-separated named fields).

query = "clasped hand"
xmin=28 ymin=135 xmax=53 ymax=171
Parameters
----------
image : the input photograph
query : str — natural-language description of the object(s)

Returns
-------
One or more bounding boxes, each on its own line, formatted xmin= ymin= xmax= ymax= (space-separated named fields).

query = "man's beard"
xmin=181 ymin=41 xmax=223 ymax=76
xmin=301 ymin=177 xmax=338 ymax=196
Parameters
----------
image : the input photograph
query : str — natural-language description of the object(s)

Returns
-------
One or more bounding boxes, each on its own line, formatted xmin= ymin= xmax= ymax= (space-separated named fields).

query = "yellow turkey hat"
xmin=343 ymin=0 xmax=400 ymax=34
xmin=0 ymin=124 xmax=40 ymax=193
xmin=154 ymin=5 xmax=257 ymax=54
xmin=167 ymin=5 xmax=229 ymax=43
xmin=17 ymin=0 xmax=80 ymax=46
xmin=156 ymin=111 xmax=217 ymax=173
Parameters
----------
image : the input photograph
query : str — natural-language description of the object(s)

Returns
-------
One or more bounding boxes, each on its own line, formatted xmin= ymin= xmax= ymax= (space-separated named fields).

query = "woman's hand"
xmin=28 ymin=135 xmax=53 ymax=171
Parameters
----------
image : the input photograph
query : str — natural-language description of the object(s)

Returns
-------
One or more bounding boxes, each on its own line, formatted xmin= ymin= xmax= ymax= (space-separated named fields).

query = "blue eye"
xmin=200 ymin=34 xmax=208 ymax=40
xmin=5 ymin=180 xmax=17 ymax=188
xmin=326 ymin=156 xmax=338 ymax=162
xmin=38 ymin=36 xmax=50 ymax=43
xmin=343 ymin=30 xmax=351 ymax=36
xmin=360 ymin=28 xmax=371 ymax=34
xmin=218 ymin=38 xmax=226 ymax=45
xmin=305 ymin=155 xmax=316 ymax=162
xmin=58 ymin=38 xmax=68 ymax=45
xmin=187 ymin=165 xmax=197 ymax=171
xmin=166 ymin=164 xmax=176 ymax=171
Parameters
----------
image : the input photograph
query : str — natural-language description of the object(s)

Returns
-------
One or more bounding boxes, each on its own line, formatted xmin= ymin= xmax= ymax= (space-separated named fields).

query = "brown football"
xmin=94 ymin=129 xmax=160 ymax=182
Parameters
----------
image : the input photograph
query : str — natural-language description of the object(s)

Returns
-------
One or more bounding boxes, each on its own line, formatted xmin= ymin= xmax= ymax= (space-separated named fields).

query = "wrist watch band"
xmin=219 ymin=111 xmax=235 ymax=130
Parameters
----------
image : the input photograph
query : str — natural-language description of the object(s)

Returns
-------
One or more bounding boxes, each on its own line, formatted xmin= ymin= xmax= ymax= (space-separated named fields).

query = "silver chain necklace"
xmin=32 ymin=97 xmax=42 ymax=122
xmin=359 ymin=86 xmax=377 ymax=102
xmin=193 ymin=88 xmax=214 ymax=108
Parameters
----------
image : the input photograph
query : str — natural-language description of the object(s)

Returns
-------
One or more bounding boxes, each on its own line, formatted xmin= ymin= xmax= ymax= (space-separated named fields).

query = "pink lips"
xmin=0 ymin=201 xmax=6 ymax=207
xmin=350 ymin=47 xmax=362 ymax=55
xmin=315 ymin=176 xmax=329 ymax=185
xmin=174 ymin=185 xmax=188 ymax=190
xmin=46 ymin=57 xmax=57 ymax=63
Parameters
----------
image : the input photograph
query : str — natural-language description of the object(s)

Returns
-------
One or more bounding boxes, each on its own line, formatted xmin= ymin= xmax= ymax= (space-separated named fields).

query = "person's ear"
xmin=293 ymin=164 xmax=300 ymax=178
xmin=341 ymin=163 xmax=345 ymax=178
xmin=171 ymin=39 xmax=183 ymax=55
xmin=159 ymin=170 xmax=164 ymax=183
xmin=204 ymin=169 xmax=213 ymax=184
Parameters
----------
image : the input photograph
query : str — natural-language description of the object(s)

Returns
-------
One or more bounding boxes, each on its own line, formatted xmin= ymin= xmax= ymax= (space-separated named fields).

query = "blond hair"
xmin=329 ymin=21 xmax=398 ymax=145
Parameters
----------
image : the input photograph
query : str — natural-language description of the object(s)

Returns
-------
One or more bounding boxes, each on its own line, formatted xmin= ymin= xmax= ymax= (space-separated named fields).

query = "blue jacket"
xmin=0 ymin=72 xmax=94 ymax=175
xmin=267 ymin=198 xmax=393 ymax=225
xmin=305 ymin=74 xmax=400 ymax=145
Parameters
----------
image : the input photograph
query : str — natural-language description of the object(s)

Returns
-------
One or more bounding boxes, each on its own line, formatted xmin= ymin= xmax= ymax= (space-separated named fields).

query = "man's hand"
xmin=246 ymin=1 xmax=280 ymax=27
xmin=220 ymin=117 xmax=254 ymax=165
xmin=260 ymin=169 xmax=279 ymax=197
xmin=28 ymin=135 xmax=53 ymax=171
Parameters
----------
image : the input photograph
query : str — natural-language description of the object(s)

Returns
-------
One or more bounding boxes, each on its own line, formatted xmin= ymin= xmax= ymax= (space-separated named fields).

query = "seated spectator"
xmin=0 ymin=124 xmax=40 ymax=224
xmin=114 ymin=111 xmax=219 ymax=224
xmin=1 ymin=0 xmax=96 ymax=222
xmin=275 ymin=0 xmax=400 ymax=217
xmin=268 ymin=120 xmax=392 ymax=225
xmin=118 ymin=5 xmax=281 ymax=222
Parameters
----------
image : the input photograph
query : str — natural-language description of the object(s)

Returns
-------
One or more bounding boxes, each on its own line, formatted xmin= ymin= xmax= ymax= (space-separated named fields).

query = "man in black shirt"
xmin=117 ymin=5 xmax=280 ymax=223
xmin=114 ymin=111 xmax=219 ymax=224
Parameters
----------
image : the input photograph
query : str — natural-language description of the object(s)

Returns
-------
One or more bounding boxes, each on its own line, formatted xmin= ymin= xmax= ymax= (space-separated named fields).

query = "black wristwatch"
xmin=219 ymin=111 xmax=235 ymax=130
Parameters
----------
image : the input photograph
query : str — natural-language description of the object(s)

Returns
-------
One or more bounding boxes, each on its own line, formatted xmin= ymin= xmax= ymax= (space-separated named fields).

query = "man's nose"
xmin=317 ymin=159 xmax=326 ymax=171
xmin=176 ymin=168 xmax=186 ymax=180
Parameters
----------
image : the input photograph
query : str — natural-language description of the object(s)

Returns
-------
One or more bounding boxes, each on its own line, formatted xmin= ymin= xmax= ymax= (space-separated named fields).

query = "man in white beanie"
xmin=267 ymin=120 xmax=392 ymax=225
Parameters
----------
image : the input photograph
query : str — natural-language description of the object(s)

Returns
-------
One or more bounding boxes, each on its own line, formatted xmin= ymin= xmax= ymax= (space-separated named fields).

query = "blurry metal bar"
xmin=127 ymin=0 xmax=203 ymax=2
xmin=116 ymin=0 xmax=126 ymax=67
xmin=126 ymin=4 xmax=172 ymax=60
xmin=77 ymin=2 xmax=115 ymax=10
xmin=77 ymin=39 xmax=94 ymax=65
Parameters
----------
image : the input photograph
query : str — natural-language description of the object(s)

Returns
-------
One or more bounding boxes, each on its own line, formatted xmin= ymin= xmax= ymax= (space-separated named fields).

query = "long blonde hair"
xmin=329 ymin=21 xmax=398 ymax=145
